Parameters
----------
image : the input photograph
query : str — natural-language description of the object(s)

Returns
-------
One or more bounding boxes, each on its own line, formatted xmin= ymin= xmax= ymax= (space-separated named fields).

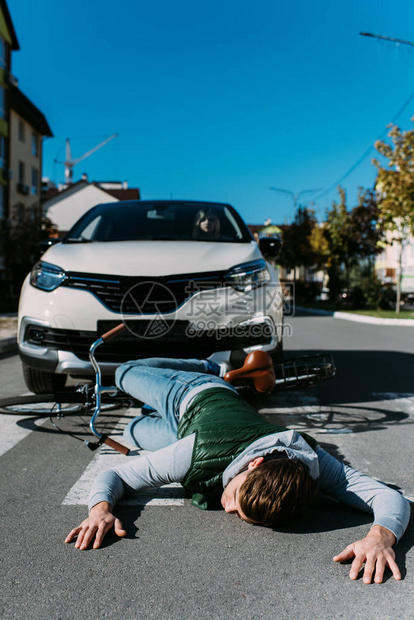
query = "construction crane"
xmin=55 ymin=133 xmax=118 ymax=183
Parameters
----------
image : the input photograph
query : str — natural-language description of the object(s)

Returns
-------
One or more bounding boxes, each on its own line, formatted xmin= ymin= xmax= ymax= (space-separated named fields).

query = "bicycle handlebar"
xmin=100 ymin=322 xmax=126 ymax=342
xmin=101 ymin=434 xmax=130 ymax=455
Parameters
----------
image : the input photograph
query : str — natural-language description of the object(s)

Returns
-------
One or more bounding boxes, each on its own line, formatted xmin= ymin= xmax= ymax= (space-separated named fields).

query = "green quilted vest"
xmin=177 ymin=387 xmax=317 ymax=510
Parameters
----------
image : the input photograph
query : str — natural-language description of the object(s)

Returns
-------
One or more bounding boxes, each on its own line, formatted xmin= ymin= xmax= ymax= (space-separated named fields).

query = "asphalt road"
xmin=0 ymin=311 xmax=413 ymax=620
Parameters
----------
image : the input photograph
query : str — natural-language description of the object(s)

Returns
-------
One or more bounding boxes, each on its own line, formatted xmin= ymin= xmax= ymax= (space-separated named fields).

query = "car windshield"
xmin=64 ymin=201 xmax=252 ymax=244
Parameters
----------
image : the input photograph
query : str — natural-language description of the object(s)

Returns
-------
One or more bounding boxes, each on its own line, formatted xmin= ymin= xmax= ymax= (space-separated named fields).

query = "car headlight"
xmin=30 ymin=261 xmax=67 ymax=292
xmin=224 ymin=259 xmax=271 ymax=292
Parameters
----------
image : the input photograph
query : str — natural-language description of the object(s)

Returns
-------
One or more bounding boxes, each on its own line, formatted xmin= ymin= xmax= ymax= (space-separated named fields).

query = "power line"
xmin=313 ymin=88 xmax=414 ymax=203
xmin=314 ymin=32 xmax=414 ymax=203
xmin=360 ymin=32 xmax=414 ymax=49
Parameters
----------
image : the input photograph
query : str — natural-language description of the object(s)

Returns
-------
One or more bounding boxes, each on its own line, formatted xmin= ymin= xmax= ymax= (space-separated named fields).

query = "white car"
xmin=18 ymin=200 xmax=283 ymax=393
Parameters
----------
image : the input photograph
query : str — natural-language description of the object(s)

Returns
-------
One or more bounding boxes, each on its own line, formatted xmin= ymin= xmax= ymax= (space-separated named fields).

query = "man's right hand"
xmin=65 ymin=501 xmax=127 ymax=550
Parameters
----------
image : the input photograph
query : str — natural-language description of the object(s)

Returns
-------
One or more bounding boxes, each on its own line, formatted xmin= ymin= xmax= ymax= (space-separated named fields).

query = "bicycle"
xmin=0 ymin=322 xmax=336 ymax=454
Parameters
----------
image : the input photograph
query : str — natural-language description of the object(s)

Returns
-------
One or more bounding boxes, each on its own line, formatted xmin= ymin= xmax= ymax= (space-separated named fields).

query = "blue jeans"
xmin=115 ymin=358 xmax=229 ymax=451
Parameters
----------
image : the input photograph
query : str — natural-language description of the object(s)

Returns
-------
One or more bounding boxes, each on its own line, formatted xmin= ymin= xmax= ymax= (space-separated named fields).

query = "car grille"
xmin=62 ymin=270 xmax=228 ymax=314
xmin=23 ymin=321 xmax=272 ymax=364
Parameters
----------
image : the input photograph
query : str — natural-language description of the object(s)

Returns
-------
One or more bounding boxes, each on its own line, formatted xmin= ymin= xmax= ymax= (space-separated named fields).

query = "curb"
xmin=295 ymin=306 xmax=414 ymax=326
xmin=0 ymin=337 xmax=18 ymax=355
xmin=295 ymin=306 xmax=333 ymax=317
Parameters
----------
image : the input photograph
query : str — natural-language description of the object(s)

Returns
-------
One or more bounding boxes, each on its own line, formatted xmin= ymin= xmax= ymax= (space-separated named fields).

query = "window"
xmin=18 ymin=120 xmax=25 ymax=142
xmin=0 ymin=87 xmax=5 ymax=120
xmin=31 ymin=167 xmax=39 ymax=195
xmin=0 ymin=37 xmax=5 ymax=69
xmin=65 ymin=201 xmax=252 ymax=243
xmin=32 ymin=132 xmax=39 ymax=157
xmin=0 ymin=136 xmax=5 ymax=169
xmin=18 ymin=161 xmax=25 ymax=183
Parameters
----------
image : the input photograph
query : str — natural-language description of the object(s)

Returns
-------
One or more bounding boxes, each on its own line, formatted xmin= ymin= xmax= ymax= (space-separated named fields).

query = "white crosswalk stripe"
xmin=62 ymin=424 xmax=186 ymax=507
xmin=261 ymin=392 xmax=414 ymax=435
xmin=2 ymin=394 xmax=414 ymax=505
xmin=0 ymin=413 xmax=34 ymax=458
xmin=0 ymin=414 xmax=49 ymax=458
xmin=372 ymin=393 xmax=414 ymax=415
xmin=260 ymin=391 xmax=355 ymax=434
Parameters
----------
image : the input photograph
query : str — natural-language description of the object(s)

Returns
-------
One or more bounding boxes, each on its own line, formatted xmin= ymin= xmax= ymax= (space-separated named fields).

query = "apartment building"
xmin=0 ymin=0 xmax=19 ymax=224
xmin=0 ymin=0 xmax=53 ymax=297
xmin=375 ymin=232 xmax=414 ymax=294
xmin=9 ymin=84 xmax=53 ymax=219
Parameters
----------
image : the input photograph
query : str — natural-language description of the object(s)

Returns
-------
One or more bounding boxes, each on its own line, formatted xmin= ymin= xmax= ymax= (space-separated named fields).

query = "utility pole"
xmin=360 ymin=30 xmax=414 ymax=313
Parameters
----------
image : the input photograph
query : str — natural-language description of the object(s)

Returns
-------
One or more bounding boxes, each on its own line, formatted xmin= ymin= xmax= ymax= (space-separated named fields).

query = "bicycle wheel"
xmin=0 ymin=390 xmax=133 ymax=416
xmin=0 ymin=392 xmax=87 ymax=415
xmin=273 ymin=354 xmax=336 ymax=391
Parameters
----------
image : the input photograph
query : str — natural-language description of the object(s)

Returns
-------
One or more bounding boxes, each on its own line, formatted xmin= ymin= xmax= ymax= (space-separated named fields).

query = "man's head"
xmin=220 ymin=455 xmax=317 ymax=527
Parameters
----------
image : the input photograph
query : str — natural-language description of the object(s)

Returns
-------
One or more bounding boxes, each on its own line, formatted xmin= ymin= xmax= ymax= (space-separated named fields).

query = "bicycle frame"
xmin=86 ymin=322 xmax=336 ymax=455
xmin=88 ymin=323 xmax=130 ymax=455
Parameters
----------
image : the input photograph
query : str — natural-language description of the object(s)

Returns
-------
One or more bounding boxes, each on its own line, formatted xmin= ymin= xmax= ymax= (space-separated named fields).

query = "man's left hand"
xmin=333 ymin=525 xmax=401 ymax=584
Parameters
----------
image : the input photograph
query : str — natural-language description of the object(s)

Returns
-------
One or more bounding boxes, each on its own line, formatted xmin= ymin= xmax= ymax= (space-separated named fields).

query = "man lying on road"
xmin=66 ymin=355 xmax=410 ymax=584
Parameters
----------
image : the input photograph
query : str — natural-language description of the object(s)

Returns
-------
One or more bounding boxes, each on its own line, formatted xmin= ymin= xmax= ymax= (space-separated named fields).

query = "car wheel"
xmin=22 ymin=363 xmax=67 ymax=394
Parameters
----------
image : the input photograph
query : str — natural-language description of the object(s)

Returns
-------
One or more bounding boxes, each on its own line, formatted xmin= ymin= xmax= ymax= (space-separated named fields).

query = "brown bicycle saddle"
xmin=224 ymin=350 xmax=275 ymax=393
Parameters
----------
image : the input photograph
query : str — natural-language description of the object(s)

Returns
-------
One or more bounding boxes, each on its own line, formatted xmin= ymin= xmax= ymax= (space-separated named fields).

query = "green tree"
xmin=345 ymin=189 xmax=384 ymax=309
xmin=373 ymin=121 xmax=414 ymax=312
xmin=323 ymin=187 xmax=350 ymax=302
xmin=278 ymin=206 xmax=319 ymax=280
xmin=348 ymin=189 xmax=384 ymax=261
xmin=279 ymin=189 xmax=383 ymax=306
xmin=308 ymin=221 xmax=330 ymax=269
xmin=2 ymin=204 xmax=53 ymax=298
xmin=310 ymin=188 xmax=383 ymax=305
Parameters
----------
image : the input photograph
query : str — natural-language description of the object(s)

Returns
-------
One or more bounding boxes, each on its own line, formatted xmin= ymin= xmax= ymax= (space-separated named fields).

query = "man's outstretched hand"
xmin=65 ymin=501 xmax=127 ymax=550
xmin=333 ymin=525 xmax=401 ymax=584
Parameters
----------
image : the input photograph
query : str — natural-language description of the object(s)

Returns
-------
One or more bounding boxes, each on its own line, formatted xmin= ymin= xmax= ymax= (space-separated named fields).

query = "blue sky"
xmin=9 ymin=0 xmax=414 ymax=224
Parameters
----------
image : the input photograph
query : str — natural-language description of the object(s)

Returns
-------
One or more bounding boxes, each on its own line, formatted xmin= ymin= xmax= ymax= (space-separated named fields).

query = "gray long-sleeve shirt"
xmin=89 ymin=432 xmax=410 ymax=542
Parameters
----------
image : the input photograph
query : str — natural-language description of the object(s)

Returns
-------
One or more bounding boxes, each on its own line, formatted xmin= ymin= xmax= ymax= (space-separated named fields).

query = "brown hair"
xmin=238 ymin=458 xmax=317 ymax=528
xmin=192 ymin=209 xmax=221 ymax=238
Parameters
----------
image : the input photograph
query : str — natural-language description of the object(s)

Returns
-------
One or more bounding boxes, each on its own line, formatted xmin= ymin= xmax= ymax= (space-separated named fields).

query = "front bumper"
xmin=18 ymin=272 xmax=284 ymax=375
xmin=19 ymin=315 xmax=278 ymax=375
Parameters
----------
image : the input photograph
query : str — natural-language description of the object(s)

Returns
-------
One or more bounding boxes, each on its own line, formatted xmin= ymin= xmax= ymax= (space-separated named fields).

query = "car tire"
xmin=22 ymin=363 xmax=67 ymax=394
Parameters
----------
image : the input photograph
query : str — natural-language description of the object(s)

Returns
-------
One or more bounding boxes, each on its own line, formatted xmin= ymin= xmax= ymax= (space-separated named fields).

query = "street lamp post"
xmin=269 ymin=186 xmax=321 ymax=282
xmin=269 ymin=186 xmax=321 ymax=213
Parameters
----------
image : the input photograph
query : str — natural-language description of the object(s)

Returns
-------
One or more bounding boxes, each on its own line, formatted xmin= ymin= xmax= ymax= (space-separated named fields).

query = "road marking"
xmin=372 ymin=393 xmax=414 ymax=416
xmin=0 ymin=414 xmax=50 ymax=458
xmin=3 ymin=393 xmax=413 ymax=502
xmin=261 ymin=392 xmax=414 ymax=434
xmin=0 ymin=391 xmax=52 ymax=457
xmin=0 ymin=414 xmax=33 ymax=458
xmin=0 ymin=409 xmax=185 ymax=505
xmin=62 ymin=415 xmax=185 ymax=506
xmin=260 ymin=391 xmax=355 ymax=434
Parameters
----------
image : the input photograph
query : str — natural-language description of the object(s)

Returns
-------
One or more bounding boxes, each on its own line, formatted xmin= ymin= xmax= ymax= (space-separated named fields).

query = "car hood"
xmin=42 ymin=240 xmax=263 ymax=276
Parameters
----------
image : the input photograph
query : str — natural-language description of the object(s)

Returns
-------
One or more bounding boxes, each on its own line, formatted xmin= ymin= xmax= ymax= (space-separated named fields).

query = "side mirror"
xmin=40 ymin=238 xmax=61 ymax=254
xmin=259 ymin=237 xmax=281 ymax=261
